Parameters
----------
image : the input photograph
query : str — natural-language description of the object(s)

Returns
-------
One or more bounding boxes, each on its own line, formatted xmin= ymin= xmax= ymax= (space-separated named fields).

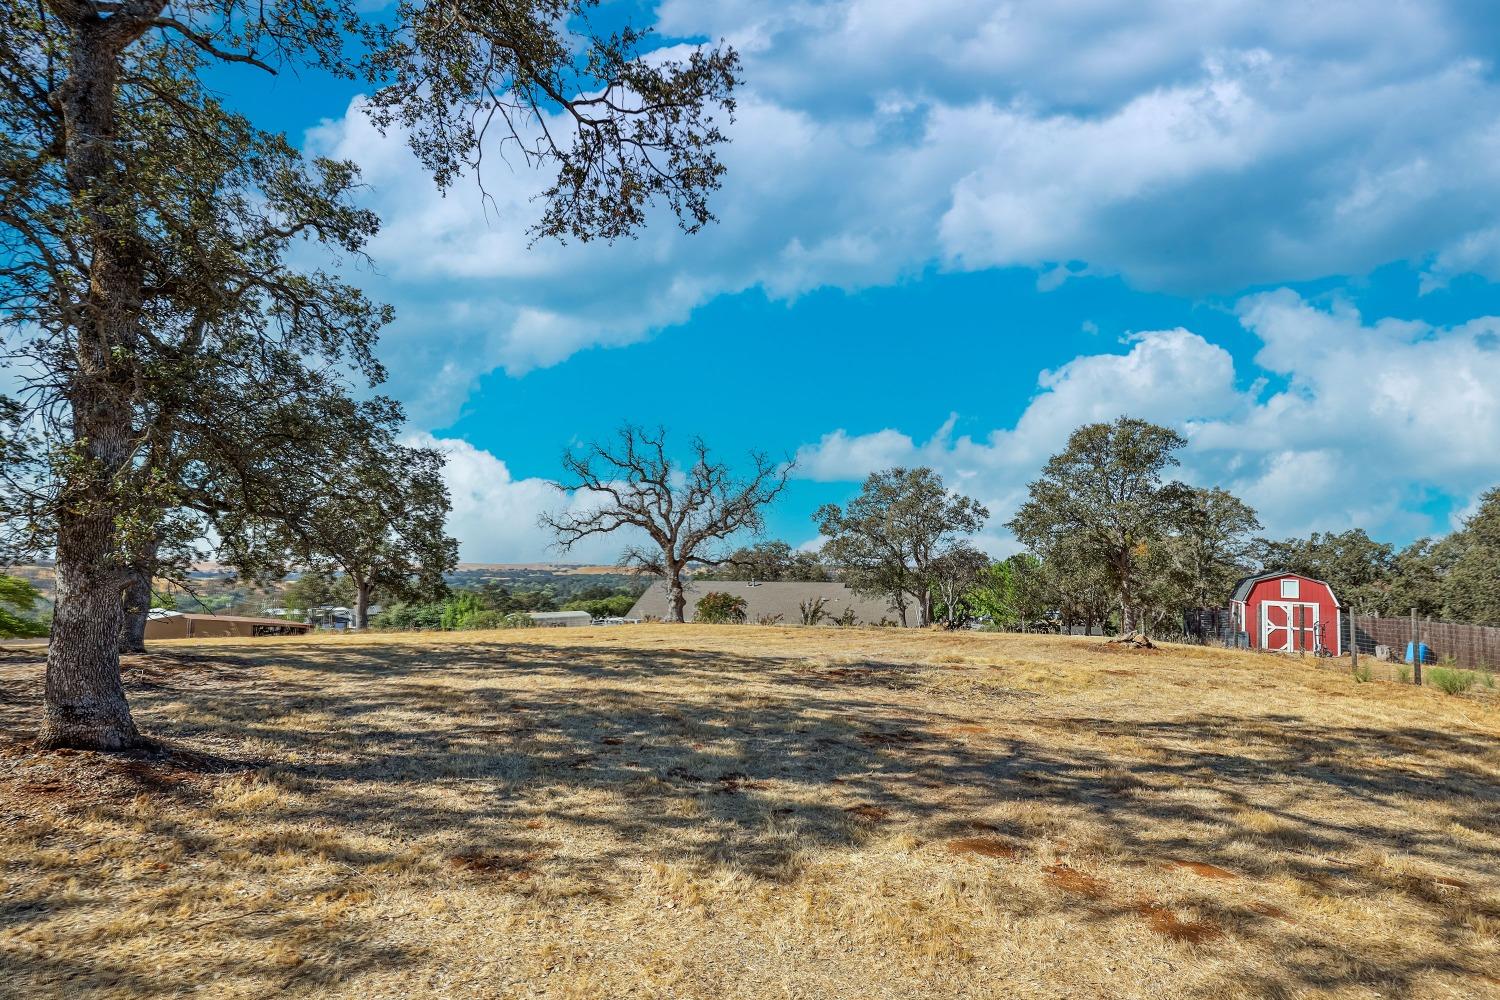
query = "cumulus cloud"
xmin=302 ymin=1 xmax=1500 ymax=423
xmin=406 ymin=433 xmax=646 ymax=564
xmin=795 ymin=293 xmax=1500 ymax=548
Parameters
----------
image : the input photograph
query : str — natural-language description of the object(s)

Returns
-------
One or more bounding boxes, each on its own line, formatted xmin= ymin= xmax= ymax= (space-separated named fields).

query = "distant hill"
xmin=453 ymin=563 xmax=635 ymax=576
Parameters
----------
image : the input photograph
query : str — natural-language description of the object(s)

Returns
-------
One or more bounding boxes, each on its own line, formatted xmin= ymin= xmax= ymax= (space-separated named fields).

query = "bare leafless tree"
xmin=541 ymin=426 xmax=791 ymax=622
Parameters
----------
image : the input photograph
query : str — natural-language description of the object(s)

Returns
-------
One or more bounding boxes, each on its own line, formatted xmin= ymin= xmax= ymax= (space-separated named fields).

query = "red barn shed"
xmin=1229 ymin=571 xmax=1342 ymax=655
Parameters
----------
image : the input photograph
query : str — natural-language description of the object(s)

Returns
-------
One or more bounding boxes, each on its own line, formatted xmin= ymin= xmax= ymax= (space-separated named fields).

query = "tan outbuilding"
xmin=144 ymin=612 xmax=313 ymax=640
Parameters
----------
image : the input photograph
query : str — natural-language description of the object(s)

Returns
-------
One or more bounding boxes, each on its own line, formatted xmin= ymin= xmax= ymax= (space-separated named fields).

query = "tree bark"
xmin=38 ymin=18 xmax=151 ymax=751
xmin=354 ymin=578 xmax=371 ymax=630
xmin=119 ymin=570 xmax=150 ymax=654
xmin=666 ymin=568 xmax=687 ymax=623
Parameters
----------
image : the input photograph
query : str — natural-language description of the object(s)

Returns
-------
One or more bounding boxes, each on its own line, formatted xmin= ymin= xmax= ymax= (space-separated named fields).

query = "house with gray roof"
xmin=626 ymin=579 xmax=911 ymax=626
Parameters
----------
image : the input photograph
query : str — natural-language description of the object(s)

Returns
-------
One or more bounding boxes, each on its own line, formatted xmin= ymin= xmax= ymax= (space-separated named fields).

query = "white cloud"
xmin=300 ymin=2 xmax=1500 ymax=423
xmin=406 ymin=433 xmax=646 ymax=564
xmin=794 ymin=293 xmax=1500 ymax=549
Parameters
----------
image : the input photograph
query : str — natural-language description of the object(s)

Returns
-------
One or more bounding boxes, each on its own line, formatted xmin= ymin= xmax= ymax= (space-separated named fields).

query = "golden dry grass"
xmin=2 ymin=625 xmax=1498 ymax=999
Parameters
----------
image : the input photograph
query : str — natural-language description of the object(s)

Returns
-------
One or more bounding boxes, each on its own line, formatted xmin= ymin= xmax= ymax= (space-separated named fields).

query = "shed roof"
xmin=528 ymin=611 xmax=593 ymax=621
xmin=627 ymin=580 xmax=910 ymax=626
xmin=1230 ymin=570 xmax=1341 ymax=608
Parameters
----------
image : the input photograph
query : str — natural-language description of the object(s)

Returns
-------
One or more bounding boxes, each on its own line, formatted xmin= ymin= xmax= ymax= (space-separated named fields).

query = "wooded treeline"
xmin=692 ymin=417 xmax=1500 ymax=635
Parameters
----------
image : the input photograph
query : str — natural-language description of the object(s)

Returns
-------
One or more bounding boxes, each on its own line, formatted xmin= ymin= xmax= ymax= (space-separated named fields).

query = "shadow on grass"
xmin=1 ymin=637 xmax=1497 ymax=997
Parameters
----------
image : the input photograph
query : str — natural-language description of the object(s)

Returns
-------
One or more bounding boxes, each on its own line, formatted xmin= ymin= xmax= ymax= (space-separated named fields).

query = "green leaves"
xmin=817 ymin=467 xmax=989 ymax=627
xmin=1008 ymin=417 xmax=1243 ymax=634
xmin=0 ymin=574 xmax=48 ymax=638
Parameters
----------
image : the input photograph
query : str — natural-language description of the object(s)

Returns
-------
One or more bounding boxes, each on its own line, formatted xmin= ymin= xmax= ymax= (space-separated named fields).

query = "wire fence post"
xmin=1410 ymin=607 xmax=1421 ymax=686
xmin=1349 ymin=608 xmax=1358 ymax=670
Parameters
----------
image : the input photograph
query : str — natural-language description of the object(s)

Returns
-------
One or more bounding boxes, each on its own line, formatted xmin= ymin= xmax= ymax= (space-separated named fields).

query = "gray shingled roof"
xmin=626 ymin=580 xmax=913 ymax=626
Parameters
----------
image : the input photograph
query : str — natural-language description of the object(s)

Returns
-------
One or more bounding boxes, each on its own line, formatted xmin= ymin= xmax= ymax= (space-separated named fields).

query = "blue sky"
xmin=222 ymin=1 xmax=1500 ymax=562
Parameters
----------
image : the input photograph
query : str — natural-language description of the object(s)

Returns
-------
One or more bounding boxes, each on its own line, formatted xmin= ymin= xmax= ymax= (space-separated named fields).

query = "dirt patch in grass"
xmin=1135 ymin=900 xmax=1223 ymax=943
xmin=1248 ymin=903 xmax=1295 ymax=923
xmin=448 ymin=850 xmax=539 ymax=882
xmin=844 ymin=803 xmax=890 ymax=822
xmin=1044 ymin=864 xmax=1108 ymax=898
xmin=1168 ymin=860 xmax=1240 ymax=880
xmin=946 ymin=837 xmax=1019 ymax=859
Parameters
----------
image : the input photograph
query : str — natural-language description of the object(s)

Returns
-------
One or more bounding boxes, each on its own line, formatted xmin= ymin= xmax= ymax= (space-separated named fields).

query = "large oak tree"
xmin=815 ymin=467 xmax=988 ymax=627
xmin=1008 ymin=418 xmax=1190 ymax=636
xmin=0 ymin=1 xmax=738 ymax=749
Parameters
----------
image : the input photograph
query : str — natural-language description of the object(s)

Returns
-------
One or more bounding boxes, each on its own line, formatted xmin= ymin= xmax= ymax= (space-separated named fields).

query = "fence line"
xmin=1349 ymin=614 xmax=1500 ymax=671
xmin=1183 ymin=607 xmax=1500 ymax=671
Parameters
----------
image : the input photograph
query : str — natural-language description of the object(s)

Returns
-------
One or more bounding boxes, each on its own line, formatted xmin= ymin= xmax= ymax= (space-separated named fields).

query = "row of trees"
xmin=1249 ymin=496 xmax=1500 ymax=623
xmin=372 ymin=581 xmax=642 ymax=630
xmin=557 ymin=417 xmax=1500 ymax=637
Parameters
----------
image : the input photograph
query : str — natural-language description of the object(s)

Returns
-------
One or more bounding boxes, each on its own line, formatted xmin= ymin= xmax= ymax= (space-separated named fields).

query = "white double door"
xmin=1261 ymin=601 xmax=1319 ymax=652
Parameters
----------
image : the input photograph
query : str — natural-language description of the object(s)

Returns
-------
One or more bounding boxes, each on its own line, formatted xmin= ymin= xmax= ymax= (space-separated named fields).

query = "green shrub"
xmin=1428 ymin=667 xmax=1477 ymax=696
xmin=372 ymin=601 xmax=446 ymax=630
xmin=1482 ymin=671 xmax=1496 ymax=690
xmin=695 ymin=591 xmax=748 ymax=624
xmin=458 ymin=610 xmax=507 ymax=630
xmin=1396 ymin=663 xmax=1412 ymax=684
xmin=1352 ymin=663 xmax=1372 ymax=684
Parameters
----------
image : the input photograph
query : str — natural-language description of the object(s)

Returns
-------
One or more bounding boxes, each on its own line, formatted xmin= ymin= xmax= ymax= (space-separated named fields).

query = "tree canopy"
xmin=1 ymin=1 xmax=740 ymax=749
xmin=695 ymin=541 xmax=832 ymax=582
xmin=815 ymin=467 xmax=988 ymax=627
xmin=1009 ymin=418 xmax=1192 ymax=635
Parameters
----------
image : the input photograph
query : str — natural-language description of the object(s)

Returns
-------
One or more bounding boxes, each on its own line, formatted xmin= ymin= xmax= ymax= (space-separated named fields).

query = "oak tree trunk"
xmin=667 ymin=569 xmax=687 ymax=623
xmin=119 ymin=570 xmax=150 ymax=654
xmin=38 ymin=19 xmax=149 ymax=751
xmin=355 ymin=579 xmax=371 ymax=630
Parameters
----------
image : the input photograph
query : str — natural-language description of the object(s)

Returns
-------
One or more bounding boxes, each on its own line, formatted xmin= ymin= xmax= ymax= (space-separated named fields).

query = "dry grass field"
xmin=2 ymin=626 xmax=1498 ymax=1000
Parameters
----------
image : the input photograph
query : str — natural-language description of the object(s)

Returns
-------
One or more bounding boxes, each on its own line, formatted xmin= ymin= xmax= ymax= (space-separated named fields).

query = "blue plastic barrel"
xmin=1404 ymin=642 xmax=1431 ymax=664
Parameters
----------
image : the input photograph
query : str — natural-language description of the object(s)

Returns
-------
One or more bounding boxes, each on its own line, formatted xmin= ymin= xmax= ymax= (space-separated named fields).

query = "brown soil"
xmin=448 ymin=851 xmax=538 ymax=881
xmin=946 ymin=837 xmax=1019 ymax=859
xmin=1248 ymin=903 xmax=1294 ymax=923
xmin=1135 ymin=900 xmax=1222 ymax=943
xmin=1168 ymin=860 xmax=1239 ymax=880
xmin=844 ymin=803 xmax=889 ymax=822
xmin=1044 ymin=864 xmax=1107 ymax=898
